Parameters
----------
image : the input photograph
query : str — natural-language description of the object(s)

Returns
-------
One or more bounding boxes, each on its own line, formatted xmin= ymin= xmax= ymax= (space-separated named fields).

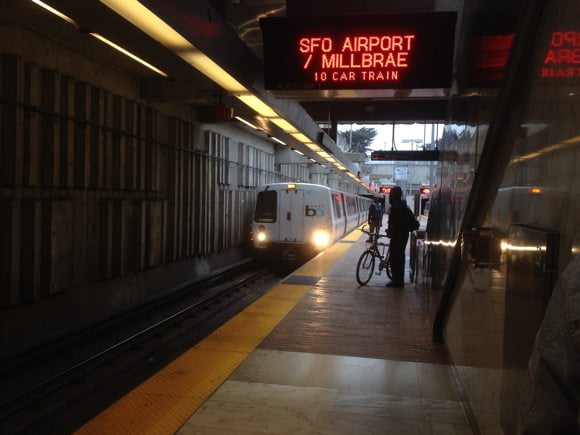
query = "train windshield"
xmin=254 ymin=191 xmax=277 ymax=222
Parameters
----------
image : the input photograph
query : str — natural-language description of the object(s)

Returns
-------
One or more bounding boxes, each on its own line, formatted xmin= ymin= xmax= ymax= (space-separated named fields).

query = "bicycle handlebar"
xmin=361 ymin=225 xmax=389 ymax=238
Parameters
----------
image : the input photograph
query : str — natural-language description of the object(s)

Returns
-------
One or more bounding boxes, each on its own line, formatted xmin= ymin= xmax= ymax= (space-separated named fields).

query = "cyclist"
xmin=385 ymin=186 xmax=416 ymax=288
xmin=367 ymin=196 xmax=383 ymax=239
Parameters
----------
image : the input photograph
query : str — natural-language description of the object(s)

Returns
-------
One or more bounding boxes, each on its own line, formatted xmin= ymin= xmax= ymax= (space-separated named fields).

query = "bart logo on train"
xmin=305 ymin=205 xmax=325 ymax=217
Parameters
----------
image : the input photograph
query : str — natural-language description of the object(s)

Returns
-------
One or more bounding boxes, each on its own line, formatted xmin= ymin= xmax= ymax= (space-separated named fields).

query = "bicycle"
xmin=356 ymin=225 xmax=392 ymax=286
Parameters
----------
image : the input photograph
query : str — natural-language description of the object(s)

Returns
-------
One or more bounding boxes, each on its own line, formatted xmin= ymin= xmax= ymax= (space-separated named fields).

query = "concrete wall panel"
xmin=0 ymin=30 xmax=333 ymax=356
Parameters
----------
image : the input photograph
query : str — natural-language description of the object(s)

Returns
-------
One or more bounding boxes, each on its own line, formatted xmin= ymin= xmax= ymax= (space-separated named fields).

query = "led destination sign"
xmin=541 ymin=31 xmax=580 ymax=78
xmin=371 ymin=150 xmax=440 ymax=161
xmin=261 ymin=13 xmax=456 ymax=91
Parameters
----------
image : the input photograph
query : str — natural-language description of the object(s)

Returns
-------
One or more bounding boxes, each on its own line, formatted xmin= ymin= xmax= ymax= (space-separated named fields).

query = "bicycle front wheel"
xmin=356 ymin=250 xmax=376 ymax=286
xmin=384 ymin=249 xmax=393 ymax=280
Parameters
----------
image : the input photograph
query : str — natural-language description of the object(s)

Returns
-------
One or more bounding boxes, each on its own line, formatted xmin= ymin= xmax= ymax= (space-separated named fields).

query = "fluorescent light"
xmin=89 ymin=33 xmax=168 ymax=77
xmin=100 ymin=0 xmax=328 ymax=162
xmin=501 ymin=241 xmax=546 ymax=252
xmin=271 ymin=118 xmax=298 ymax=133
xmin=32 ymin=0 xmax=77 ymax=26
xmin=563 ymin=135 xmax=580 ymax=144
xmin=100 ymin=0 xmax=248 ymax=93
xmin=32 ymin=1 xmax=168 ymax=78
xmin=234 ymin=116 xmax=260 ymax=130
xmin=290 ymin=132 xmax=311 ymax=142
xmin=293 ymin=149 xmax=304 ymax=156
xmin=304 ymin=142 xmax=323 ymax=152
xmin=271 ymin=137 xmax=286 ymax=145
xmin=236 ymin=94 xmax=279 ymax=118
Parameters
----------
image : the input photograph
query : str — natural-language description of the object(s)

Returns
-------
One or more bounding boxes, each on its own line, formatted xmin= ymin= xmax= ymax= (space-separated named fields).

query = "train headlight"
xmin=312 ymin=229 xmax=331 ymax=249
xmin=255 ymin=225 xmax=267 ymax=243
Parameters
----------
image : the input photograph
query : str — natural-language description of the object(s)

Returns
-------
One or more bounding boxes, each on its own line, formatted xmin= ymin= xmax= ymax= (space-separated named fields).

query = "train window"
xmin=332 ymin=193 xmax=342 ymax=218
xmin=347 ymin=197 xmax=356 ymax=215
xmin=254 ymin=191 xmax=277 ymax=222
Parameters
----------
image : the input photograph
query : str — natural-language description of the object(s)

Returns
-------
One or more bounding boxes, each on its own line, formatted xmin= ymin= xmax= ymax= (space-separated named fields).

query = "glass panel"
xmin=254 ymin=191 xmax=277 ymax=223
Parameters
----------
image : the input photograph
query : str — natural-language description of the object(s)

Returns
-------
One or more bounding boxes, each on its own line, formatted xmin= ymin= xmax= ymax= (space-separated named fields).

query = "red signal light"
xmin=420 ymin=187 xmax=430 ymax=196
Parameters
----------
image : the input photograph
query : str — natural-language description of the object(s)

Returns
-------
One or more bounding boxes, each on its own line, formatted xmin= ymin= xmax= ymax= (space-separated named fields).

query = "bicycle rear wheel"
xmin=356 ymin=250 xmax=376 ymax=286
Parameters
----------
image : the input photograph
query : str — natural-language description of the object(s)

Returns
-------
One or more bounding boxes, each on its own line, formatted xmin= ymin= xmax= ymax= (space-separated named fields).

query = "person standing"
xmin=386 ymin=186 xmax=416 ymax=288
xmin=367 ymin=196 xmax=383 ymax=238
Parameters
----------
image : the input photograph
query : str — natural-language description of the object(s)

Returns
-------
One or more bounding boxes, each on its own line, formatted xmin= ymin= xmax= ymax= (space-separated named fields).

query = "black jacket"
xmin=387 ymin=200 xmax=411 ymax=239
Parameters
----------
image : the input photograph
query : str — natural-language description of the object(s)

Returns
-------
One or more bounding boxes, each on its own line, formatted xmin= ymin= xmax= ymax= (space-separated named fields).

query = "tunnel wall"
xmin=0 ymin=27 xmax=313 ymax=359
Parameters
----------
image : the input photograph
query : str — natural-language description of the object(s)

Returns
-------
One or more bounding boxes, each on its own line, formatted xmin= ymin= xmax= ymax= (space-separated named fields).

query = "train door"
xmin=340 ymin=193 xmax=348 ymax=235
xmin=331 ymin=192 xmax=347 ymax=237
xmin=280 ymin=188 xmax=305 ymax=242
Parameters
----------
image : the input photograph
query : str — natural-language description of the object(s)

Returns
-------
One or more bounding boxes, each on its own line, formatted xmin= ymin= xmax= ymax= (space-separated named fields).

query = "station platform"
xmin=76 ymin=225 xmax=473 ymax=435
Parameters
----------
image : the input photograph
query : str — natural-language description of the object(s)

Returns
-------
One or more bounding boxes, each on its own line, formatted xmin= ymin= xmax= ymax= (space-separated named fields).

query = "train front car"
xmin=251 ymin=183 xmax=336 ymax=261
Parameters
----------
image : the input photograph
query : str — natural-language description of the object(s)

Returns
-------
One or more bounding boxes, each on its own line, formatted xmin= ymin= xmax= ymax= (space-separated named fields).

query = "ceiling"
xmin=1 ymin=0 xmax=461 ymax=124
xmin=0 ymin=0 xmax=469 ymax=177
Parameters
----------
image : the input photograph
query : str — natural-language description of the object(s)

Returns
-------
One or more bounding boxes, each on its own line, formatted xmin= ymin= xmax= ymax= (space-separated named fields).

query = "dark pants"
xmin=369 ymin=219 xmax=381 ymax=236
xmin=390 ymin=235 xmax=408 ymax=284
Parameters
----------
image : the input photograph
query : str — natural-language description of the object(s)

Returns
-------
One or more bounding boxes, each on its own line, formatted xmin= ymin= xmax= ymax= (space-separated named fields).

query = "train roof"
xmin=259 ymin=182 xmax=330 ymax=191
xmin=257 ymin=183 xmax=373 ymax=198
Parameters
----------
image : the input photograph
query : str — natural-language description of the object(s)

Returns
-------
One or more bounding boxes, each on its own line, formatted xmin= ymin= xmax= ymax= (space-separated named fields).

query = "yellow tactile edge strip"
xmin=76 ymin=228 xmax=364 ymax=435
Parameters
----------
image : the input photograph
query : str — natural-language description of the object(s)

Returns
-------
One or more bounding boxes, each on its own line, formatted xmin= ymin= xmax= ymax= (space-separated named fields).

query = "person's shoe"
xmin=386 ymin=281 xmax=404 ymax=288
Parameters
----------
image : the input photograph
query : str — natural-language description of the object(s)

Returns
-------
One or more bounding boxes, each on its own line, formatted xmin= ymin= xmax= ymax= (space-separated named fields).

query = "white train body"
xmin=251 ymin=182 xmax=372 ymax=258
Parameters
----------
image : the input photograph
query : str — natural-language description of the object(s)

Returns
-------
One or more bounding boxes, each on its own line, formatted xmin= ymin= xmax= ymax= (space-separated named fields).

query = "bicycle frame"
xmin=356 ymin=225 xmax=392 ymax=285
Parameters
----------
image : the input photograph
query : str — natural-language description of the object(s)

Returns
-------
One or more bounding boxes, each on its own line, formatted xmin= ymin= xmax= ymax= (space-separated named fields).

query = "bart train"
xmin=251 ymin=183 xmax=373 ymax=260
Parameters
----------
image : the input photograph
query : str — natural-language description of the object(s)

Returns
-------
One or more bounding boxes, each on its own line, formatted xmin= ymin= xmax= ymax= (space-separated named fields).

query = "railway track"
xmin=0 ymin=262 xmax=278 ymax=434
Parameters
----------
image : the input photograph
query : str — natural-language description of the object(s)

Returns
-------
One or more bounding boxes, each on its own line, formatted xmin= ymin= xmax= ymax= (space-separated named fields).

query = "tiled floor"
xmin=177 ymin=229 xmax=474 ymax=434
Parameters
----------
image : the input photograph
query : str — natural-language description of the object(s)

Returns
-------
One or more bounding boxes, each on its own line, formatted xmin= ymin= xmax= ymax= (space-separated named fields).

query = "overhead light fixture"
xmin=234 ymin=115 xmax=260 ymax=130
xmin=32 ymin=0 xmax=77 ymax=26
xmin=563 ymin=134 xmax=580 ymax=144
xmin=304 ymin=142 xmax=323 ymax=152
xmin=100 ymin=0 xmax=340 ymax=171
xmin=236 ymin=94 xmax=279 ymax=118
xmin=100 ymin=0 xmax=278 ymax=117
xmin=271 ymin=118 xmax=298 ymax=133
xmin=101 ymin=0 xmax=244 ymax=92
xmin=89 ymin=33 xmax=169 ymax=77
xmin=290 ymin=132 xmax=311 ymax=143
xmin=293 ymin=149 xmax=304 ymax=156
xmin=32 ymin=1 xmax=169 ymax=77
xmin=271 ymin=136 xmax=286 ymax=146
